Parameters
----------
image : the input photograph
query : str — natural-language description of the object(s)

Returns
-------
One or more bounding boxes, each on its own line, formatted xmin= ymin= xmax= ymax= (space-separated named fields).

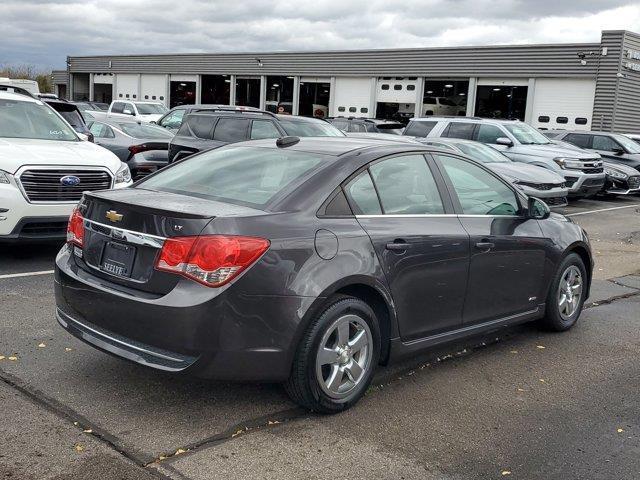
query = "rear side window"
xmin=442 ymin=122 xmax=475 ymax=140
xmin=140 ymin=146 xmax=326 ymax=208
xmin=180 ymin=115 xmax=215 ymax=139
xmin=404 ymin=121 xmax=437 ymax=138
xmin=213 ymin=118 xmax=250 ymax=142
xmin=592 ymin=135 xmax=620 ymax=152
xmin=436 ymin=154 xmax=519 ymax=216
xmin=563 ymin=133 xmax=592 ymax=149
xmin=250 ymin=120 xmax=280 ymax=140
xmin=345 ymin=172 xmax=382 ymax=215
xmin=369 ymin=155 xmax=444 ymax=215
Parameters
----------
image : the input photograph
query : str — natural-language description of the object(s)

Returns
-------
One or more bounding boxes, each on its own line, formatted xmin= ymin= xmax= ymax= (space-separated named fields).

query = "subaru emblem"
xmin=60 ymin=175 xmax=81 ymax=187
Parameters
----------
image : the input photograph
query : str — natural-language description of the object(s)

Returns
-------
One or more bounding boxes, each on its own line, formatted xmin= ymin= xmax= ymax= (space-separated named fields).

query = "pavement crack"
xmin=146 ymin=406 xmax=307 ymax=466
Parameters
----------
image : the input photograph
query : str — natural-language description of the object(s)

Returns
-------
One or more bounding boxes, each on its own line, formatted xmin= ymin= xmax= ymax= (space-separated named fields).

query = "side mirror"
xmin=496 ymin=137 xmax=513 ymax=147
xmin=150 ymin=120 xmax=157 ymax=124
xmin=611 ymin=147 xmax=625 ymax=155
xmin=527 ymin=197 xmax=551 ymax=220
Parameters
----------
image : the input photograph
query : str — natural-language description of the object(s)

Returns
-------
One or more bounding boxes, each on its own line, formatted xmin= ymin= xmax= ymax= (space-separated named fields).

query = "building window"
xmin=159 ymin=96 xmax=164 ymax=100
xmin=423 ymin=80 xmax=469 ymax=117
xmin=125 ymin=94 xmax=130 ymax=98
xmin=133 ymin=94 xmax=137 ymax=99
xmin=394 ymin=85 xmax=402 ymax=90
xmin=266 ymin=76 xmax=294 ymax=114
xmin=144 ymin=95 xmax=149 ymax=99
xmin=381 ymin=84 xmax=390 ymax=90
xmin=152 ymin=95 xmax=156 ymax=100
xmin=338 ymin=106 xmax=346 ymax=112
xmin=407 ymin=85 xmax=416 ymax=91
xmin=349 ymin=107 xmax=357 ymax=113
xmin=360 ymin=107 xmax=368 ymax=113
xmin=556 ymin=116 xmax=568 ymax=124
xmin=575 ymin=117 xmax=588 ymax=125
xmin=119 ymin=94 xmax=123 ymax=97
xmin=538 ymin=116 xmax=550 ymax=123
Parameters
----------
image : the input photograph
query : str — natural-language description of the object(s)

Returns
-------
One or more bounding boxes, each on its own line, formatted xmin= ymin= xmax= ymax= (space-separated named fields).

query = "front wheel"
xmin=284 ymin=296 xmax=381 ymax=413
xmin=539 ymin=253 xmax=587 ymax=331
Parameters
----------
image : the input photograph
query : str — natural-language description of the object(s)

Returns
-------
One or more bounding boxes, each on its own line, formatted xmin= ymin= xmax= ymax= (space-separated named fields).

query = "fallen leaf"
xmin=536 ymin=345 xmax=545 ymax=349
xmin=175 ymin=448 xmax=187 ymax=455
xmin=268 ymin=420 xmax=280 ymax=425
xmin=517 ymin=388 xmax=525 ymax=392
xmin=539 ymin=379 xmax=546 ymax=383
xmin=617 ymin=428 xmax=624 ymax=433
xmin=510 ymin=350 xmax=518 ymax=354
xmin=0 ymin=356 xmax=5 ymax=361
xmin=158 ymin=455 xmax=167 ymax=461
xmin=65 ymin=347 xmax=73 ymax=352
xmin=8 ymin=356 xmax=17 ymax=361
xmin=74 ymin=444 xmax=85 ymax=452
xmin=83 ymin=429 xmax=93 ymax=434
xmin=231 ymin=429 xmax=244 ymax=438
xmin=38 ymin=343 xmax=46 ymax=348
xmin=501 ymin=471 xmax=512 ymax=476
xmin=73 ymin=422 xmax=79 ymax=426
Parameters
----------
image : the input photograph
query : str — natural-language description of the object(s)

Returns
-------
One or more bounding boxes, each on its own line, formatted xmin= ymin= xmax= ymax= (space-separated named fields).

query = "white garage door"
xmin=140 ymin=74 xmax=167 ymax=103
xmin=332 ymin=77 xmax=373 ymax=117
xmin=376 ymin=77 xmax=419 ymax=104
xmin=115 ymin=74 xmax=139 ymax=101
xmin=531 ymin=79 xmax=596 ymax=131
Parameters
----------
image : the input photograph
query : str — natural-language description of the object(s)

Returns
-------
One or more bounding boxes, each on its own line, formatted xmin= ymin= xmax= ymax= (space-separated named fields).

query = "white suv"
xmin=0 ymin=90 xmax=132 ymax=242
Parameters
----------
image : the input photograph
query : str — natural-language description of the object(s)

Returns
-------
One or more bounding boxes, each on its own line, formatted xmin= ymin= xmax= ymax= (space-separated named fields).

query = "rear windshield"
xmin=139 ymin=146 xmax=326 ymax=208
xmin=279 ymin=118 xmax=344 ymax=137
xmin=0 ymin=99 xmax=78 ymax=141
xmin=58 ymin=110 xmax=85 ymax=128
xmin=118 ymin=123 xmax=174 ymax=139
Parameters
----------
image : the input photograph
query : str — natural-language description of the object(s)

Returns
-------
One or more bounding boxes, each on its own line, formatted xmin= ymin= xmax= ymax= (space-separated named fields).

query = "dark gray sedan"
xmin=88 ymin=119 xmax=175 ymax=180
xmin=55 ymin=137 xmax=592 ymax=413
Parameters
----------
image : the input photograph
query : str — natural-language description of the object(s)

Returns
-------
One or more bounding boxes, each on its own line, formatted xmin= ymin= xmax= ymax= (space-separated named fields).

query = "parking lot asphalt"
xmin=1 ymin=195 xmax=639 ymax=479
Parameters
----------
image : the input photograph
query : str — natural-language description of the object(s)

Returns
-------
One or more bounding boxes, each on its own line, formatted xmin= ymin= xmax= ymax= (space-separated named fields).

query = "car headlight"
xmin=605 ymin=167 xmax=628 ymax=180
xmin=553 ymin=157 xmax=585 ymax=169
xmin=115 ymin=163 xmax=131 ymax=184
xmin=0 ymin=170 xmax=12 ymax=184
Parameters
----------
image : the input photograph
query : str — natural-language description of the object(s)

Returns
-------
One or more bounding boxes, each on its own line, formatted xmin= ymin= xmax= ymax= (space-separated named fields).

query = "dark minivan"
xmin=55 ymin=137 xmax=592 ymax=413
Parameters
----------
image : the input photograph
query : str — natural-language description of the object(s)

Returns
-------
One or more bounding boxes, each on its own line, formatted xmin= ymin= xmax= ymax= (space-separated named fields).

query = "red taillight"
xmin=155 ymin=235 xmax=270 ymax=287
xmin=67 ymin=207 xmax=84 ymax=247
xmin=128 ymin=144 xmax=148 ymax=155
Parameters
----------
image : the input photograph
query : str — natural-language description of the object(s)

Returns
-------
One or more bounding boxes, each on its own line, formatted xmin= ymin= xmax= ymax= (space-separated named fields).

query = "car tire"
xmin=284 ymin=295 xmax=381 ymax=413
xmin=539 ymin=253 xmax=587 ymax=332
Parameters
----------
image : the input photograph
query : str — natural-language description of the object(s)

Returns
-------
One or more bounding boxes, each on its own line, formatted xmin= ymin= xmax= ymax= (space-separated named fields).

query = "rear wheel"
xmin=284 ymin=296 xmax=380 ymax=413
xmin=539 ymin=253 xmax=587 ymax=331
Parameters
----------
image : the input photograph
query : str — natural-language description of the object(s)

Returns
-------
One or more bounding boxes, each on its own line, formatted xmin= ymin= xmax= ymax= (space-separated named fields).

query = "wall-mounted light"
xmin=255 ymin=58 xmax=263 ymax=67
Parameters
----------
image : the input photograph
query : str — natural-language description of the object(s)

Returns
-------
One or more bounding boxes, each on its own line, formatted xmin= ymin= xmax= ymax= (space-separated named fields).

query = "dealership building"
xmin=53 ymin=29 xmax=640 ymax=133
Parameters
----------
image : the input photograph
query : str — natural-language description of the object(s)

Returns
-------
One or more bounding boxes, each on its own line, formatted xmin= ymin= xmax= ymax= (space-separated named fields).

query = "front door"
xmin=344 ymin=153 xmax=470 ymax=341
xmin=433 ymin=154 xmax=547 ymax=324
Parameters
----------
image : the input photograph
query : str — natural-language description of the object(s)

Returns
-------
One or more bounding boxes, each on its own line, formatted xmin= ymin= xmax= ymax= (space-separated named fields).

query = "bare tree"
xmin=0 ymin=64 xmax=53 ymax=93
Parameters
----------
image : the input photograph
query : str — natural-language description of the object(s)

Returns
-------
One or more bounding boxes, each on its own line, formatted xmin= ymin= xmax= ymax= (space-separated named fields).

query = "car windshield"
xmin=503 ymin=123 xmax=552 ymax=145
xmin=117 ymin=123 xmax=174 ymax=139
xmin=140 ymin=146 xmax=326 ymax=208
xmin=0 ymin=99 xmax=78 ymax=141
xmin=136 ymin=103 xmax=168 ymax=115
xmin=279 ymin=118 xmax=345 ymax=137
xmin=612 ymin=134 xmax=640 ymax=154
xmin=455 ymin=142 xmax=511 ymax=163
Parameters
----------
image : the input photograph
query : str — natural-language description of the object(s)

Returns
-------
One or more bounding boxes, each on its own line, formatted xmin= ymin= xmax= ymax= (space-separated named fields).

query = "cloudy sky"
xmin=2 ymin=0 xmax=640 ymax=70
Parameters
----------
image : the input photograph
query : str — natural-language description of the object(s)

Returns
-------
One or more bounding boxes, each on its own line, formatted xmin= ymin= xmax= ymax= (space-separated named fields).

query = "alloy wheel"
xmin=557 ymin=265 xmax=583 ymax=320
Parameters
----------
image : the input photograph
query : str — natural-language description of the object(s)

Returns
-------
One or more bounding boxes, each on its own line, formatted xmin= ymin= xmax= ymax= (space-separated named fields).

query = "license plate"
xmin=100 ymin=242 xmax=136 ymax=278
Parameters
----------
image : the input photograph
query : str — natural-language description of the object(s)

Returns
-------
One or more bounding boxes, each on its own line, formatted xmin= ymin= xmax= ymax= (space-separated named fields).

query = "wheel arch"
xmin=565 ymin=241 xmax=593 ymax=298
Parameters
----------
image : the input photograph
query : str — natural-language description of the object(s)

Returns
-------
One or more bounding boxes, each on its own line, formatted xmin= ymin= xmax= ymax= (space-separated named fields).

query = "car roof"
xmin=233 ymin=136 xmax=432 ymax=156
xmin=410 ymin=116 xmax=521 ymax=124
xmin=0 ymin=90 xmax=40 ymax=103
xmin=275 ymin=114 xmax=329 ymax=123
xmin=92 ymin=118 xmax=156 ymax=128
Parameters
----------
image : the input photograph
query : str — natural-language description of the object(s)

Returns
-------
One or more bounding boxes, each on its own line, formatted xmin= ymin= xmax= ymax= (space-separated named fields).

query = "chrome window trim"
xmin=83 ymin=218 xmax=166 ymax=247
xmin=355 ymin=214 xmax=522 ymax=219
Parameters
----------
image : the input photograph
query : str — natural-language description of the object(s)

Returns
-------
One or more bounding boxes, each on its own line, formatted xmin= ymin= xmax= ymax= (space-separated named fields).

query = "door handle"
xmin=386 ymin=241 xmax=412 ymax=251
xmin=475 ymin=241 xmax=495 ymax=250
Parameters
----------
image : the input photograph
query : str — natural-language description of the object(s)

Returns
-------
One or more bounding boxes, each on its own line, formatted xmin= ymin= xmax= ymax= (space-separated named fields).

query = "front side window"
xmin=140 ymin=146 xmax=326 ymax=208
xmin=503 ymin=123 xmax=551 ymax=145
xmin=89 ymin=122 xmax=114 ymax=139
xmin=455 ymin=142 xmax=511 ymax=163
xmin=160 ymin=109 xmax=185 ymax=128
xmin=563 ymin=133 xmax=592 ymax=149
xmin=111 ymin=102 xmax=126 ymax=114
xmin=136 ymin=103 xmax=168 ymax=114
xmin=345 ymin=171 xmax=382 ymax=215
xmin=592 ymin=135 xmax=620 ymax=152
xmin=437 ymin=154 xmax=520 ymax=216
xmin=612 ymin=134 xmax=640 ymax=154
xmin=369 ymin=155 xmax=444 ymax=215
xmin=475 ymin=124 xmax=505 ymax=144
xmin=250 ymin=120 xmax=281 ymax=140
xmin=0 ymin=99 xmax=78 ymax=141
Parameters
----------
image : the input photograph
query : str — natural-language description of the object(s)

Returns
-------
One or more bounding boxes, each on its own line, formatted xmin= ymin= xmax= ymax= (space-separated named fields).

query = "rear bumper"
xmin=54 ymin=244 xmax=309 ymax=382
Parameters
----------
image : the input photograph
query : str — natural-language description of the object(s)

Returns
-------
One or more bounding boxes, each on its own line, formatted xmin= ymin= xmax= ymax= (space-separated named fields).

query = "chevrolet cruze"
xmin=55 ymin=137 xmax=592 ymax=412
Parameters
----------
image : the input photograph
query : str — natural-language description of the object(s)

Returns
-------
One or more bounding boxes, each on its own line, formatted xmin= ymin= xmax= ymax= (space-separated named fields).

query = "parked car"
xmin=168 ymin=109 xmax=344 ymax=163
xmin=404 ymin=117 xmax=605 ymax=198
xmin=88 ymin=119 xmax=175 ymax=181
xmin=600 ymin=161 xmax=640 ymax=195
xmin=550 ymin=130 xmax=640 ymax=173
xmin=42 ymin=99 xmax=94 ymax=142
xmin=421 ymin=138 xmax=569 ymax=206
xmin=155 ymin=104 xmax=258 ymax=133
xmin=422 ymin=97 xmax=465 ymax=116
xmin=55 ymin=136 xmax=592 ymax=412
xmin=0 ymin=90 xmax=131 ymax=242
xmin=90 ymin=100 xmax=169 ymax=123
xmin=328 ymin=118 xmax=405 ymax=135
xmin=0 ymin=77 xmax=39 ymax=94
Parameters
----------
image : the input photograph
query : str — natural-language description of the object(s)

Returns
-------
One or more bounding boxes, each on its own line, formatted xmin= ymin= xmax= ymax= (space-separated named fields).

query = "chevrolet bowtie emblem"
xmin=105 ymin=210 xmax=123 ymax=222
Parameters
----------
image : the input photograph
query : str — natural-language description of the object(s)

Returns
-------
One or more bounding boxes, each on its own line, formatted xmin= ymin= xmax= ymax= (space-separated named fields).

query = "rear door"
xmin=433 ymin=153 xmax=547 ymax=324
xmin=345 ymin=153 xmax=470 ymax=340
xmin=213 ymin=117 xmax=251 ymax=143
